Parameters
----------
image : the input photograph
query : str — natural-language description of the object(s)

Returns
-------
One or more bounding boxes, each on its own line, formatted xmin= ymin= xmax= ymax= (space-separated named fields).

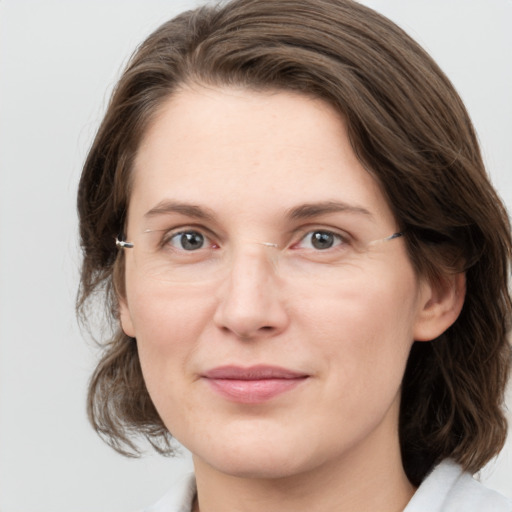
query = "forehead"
xmin=129 ymin=86 xmax=395 ymax=228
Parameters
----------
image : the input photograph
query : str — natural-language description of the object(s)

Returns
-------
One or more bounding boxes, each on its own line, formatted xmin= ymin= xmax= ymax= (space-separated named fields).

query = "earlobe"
xmin=414 ymin=272 xmax=466 ymax=342
xmin=119 ymin=297 xmax=136 ymax=338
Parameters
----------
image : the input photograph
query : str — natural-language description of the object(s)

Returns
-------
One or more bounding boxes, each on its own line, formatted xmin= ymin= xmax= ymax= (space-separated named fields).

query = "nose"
xmin=213 ymin=246 xmax=289 ymax=340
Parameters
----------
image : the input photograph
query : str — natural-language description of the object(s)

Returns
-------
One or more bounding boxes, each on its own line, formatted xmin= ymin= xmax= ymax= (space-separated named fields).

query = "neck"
xmin=192 ymin=409 xmax=415 ymax=512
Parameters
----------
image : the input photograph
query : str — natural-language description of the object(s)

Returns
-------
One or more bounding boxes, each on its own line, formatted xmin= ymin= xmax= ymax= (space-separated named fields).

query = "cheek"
xmin=128 ymin=279 xmax=213 ymax=338
xmin=295 ymin=263 xmax=420 ymax=384
xmin=125 ymin=282 xmax=216 ymax=394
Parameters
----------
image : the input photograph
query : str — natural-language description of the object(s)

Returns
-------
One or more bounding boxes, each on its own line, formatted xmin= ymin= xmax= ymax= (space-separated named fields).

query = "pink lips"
xmin=202 ymin=365 xmax=309 ymax=404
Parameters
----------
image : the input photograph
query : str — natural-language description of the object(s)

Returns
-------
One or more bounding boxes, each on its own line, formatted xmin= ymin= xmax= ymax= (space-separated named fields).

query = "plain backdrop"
xmin=0 ymin=1 xmax=511 ymax=511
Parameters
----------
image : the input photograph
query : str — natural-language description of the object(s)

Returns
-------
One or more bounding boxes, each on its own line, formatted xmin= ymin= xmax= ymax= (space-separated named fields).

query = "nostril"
xmin=229 ymin=325 xmax=275 ymax=339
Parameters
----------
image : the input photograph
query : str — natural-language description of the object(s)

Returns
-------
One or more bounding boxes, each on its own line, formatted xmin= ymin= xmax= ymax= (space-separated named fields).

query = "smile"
xmin=202 ymin=365 xmax=310 ymax=404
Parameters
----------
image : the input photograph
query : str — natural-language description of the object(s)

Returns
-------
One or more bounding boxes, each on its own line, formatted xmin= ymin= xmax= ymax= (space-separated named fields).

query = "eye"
xmin=296 ymin=230 xmax=346 ymax=250
xmin=167 ymin=230 xmax=209 ymax=251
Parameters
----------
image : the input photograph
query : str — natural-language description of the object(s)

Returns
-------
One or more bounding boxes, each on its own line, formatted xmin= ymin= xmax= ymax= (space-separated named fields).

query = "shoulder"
xmin=142 ymin=473 xmax=196 ymax=512
xmin=405 ymin=459 xmax=512 ymax=512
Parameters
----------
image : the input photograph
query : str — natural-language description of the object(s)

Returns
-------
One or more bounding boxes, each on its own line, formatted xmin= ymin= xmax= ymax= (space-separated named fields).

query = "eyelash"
xmin=161 ymin=228 xmax=217 ymax=251
xmin=292 ymin=229 xmax=348 ymax=251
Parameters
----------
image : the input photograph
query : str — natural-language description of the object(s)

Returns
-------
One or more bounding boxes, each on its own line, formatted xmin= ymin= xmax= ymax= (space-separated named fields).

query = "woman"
xmin=77 ymin=0 xmax=512 ymax=510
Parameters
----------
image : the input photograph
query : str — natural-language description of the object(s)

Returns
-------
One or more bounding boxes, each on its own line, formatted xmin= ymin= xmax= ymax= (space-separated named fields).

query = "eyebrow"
xmin=286 ymin=201 xmax=373 ymax=220
xmin=144 ymin=200 xmax=215 ymax=220
xmin=143 ymin=199 xmax=373 ymax=222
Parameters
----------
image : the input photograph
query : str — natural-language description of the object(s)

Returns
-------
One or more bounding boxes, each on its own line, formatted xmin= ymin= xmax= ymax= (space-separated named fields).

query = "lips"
xmin=202 ymin=365 xmax=309 ymax=403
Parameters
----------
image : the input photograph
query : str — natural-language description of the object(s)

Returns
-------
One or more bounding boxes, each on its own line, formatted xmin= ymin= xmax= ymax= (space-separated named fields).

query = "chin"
xmin=199 ymin=450 xmax=314 ymax=480
xmin=189 ymin=427 xmax=325 ymax=480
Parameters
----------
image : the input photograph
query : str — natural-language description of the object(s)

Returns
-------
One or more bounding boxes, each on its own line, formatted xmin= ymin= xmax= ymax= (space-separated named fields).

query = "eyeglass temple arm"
xmin=115 ymin=237 xmax=134 ymax=249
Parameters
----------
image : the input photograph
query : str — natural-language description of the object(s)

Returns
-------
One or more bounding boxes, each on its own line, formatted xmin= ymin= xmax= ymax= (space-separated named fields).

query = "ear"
xmin=118 ymin=297 xmax=136 ymax=338
xmin=414 ymin=272 xmax=466 ymax=342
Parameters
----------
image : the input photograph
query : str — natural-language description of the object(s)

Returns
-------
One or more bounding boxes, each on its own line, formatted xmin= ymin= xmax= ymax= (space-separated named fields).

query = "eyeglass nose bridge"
xmin=234 ymin=239 xmax=282 ymax=269
xmin=191 ymin=239 xmax=282 ymax=289
xmin=247 ymin=240 xmax=280 ymax=249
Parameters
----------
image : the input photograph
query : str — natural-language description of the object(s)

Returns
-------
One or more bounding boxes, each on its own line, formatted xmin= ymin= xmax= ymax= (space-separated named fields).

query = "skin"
xmin=120 ymin=86 xmax=465 ymax=512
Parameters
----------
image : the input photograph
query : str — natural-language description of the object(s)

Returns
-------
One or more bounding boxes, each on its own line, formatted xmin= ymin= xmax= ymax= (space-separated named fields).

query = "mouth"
xmin=201 ymin=365 xmax=309 ymax=404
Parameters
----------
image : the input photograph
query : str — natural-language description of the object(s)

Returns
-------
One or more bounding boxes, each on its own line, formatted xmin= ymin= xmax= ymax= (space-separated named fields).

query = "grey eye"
xmin=170 ymin=231 xmax=206 ymax=251
xmin=310 ymin=231 xmax=335 ymax=249
xmin=297 ymin=230 xmax=345 ymax=250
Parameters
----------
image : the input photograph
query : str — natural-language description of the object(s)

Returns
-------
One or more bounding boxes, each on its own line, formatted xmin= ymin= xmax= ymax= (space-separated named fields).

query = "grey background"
xmin=0 ymin=1 xmax=511 ymax=511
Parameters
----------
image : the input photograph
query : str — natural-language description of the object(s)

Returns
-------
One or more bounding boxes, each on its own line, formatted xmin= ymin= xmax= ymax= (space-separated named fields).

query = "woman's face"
xmin=120 ymin=86 xmax=435 ymax=479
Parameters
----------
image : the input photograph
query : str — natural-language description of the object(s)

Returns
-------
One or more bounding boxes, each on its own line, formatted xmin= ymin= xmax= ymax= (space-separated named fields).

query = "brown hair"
xmin=77 ymin=0 xmax=512 ymax=485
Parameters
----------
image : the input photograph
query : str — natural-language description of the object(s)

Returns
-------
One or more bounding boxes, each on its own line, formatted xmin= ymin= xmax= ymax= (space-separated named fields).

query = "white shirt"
xmin=404 ymin=460 xmax=511 ymax=512
xmin=144 ymin=460 xmax=512 ymax=512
